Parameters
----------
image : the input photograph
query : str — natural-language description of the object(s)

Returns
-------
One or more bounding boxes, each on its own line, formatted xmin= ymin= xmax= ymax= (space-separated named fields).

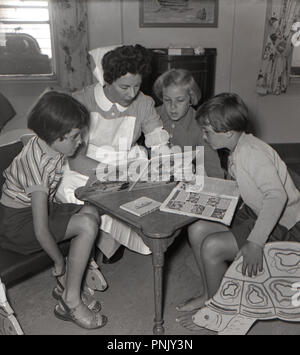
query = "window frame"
xmin=0 ymin=0 xmax=58 ymax=83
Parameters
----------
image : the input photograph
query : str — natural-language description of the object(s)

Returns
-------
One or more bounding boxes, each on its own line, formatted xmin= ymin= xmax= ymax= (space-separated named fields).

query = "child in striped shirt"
xmin=0 ymin=91 xmax=107 ymax=330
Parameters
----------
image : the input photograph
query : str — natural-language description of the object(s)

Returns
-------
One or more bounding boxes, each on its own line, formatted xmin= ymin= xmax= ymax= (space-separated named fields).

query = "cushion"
xmin=0 ymin=92 xmax=16 ymax=131
xmin=0 ymin=128 xmax=34 ymax=148
xmin=0 ymin=241 xmax=70 ymax=286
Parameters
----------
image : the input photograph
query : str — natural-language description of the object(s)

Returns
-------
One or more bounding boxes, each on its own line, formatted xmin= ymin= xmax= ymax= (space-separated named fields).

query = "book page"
xmin=160 ymin=178 xmax=240 ymax=226
xmin=95 ymin=157 xmax=148 ymax=183
xmin=82 ymin=177 xmax=175 ymax=197
xmin=129 ymin=148 xmax=200 ymax=191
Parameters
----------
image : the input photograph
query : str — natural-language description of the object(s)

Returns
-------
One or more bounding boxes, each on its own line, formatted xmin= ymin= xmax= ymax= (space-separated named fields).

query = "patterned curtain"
xmin=51 ymin=0 xmax=92 ymax=92
xmin=257 ymin=0 xmax=300 ymax=95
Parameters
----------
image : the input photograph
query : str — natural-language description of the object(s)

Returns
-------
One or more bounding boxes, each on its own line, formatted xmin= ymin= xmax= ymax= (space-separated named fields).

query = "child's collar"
xmin=230 ymin=132 xmax=246 ymax=155
xmin=37 ymin=137 xmax=63 ymax=158
xmin=161 ymin=105 xmax=195 ymax=129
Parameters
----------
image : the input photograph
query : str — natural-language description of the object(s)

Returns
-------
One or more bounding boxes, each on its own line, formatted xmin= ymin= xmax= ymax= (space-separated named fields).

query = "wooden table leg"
xmin=148 ymin=234 xmax=178 ymax=335
xmin=151 ymin=249 xmax=165 ymax=335
xmin=137 ymin=230 xmax=181 ymax=335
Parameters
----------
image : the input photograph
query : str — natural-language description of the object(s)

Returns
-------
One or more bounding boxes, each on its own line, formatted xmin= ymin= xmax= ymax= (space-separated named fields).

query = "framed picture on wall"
xmin=139 ymin=0 xmax=218 ymax=28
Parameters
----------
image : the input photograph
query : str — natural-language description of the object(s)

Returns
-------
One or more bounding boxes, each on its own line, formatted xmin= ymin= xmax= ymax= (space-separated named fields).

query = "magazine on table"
xmin=159 ymin=177 xmax=240 ymax=226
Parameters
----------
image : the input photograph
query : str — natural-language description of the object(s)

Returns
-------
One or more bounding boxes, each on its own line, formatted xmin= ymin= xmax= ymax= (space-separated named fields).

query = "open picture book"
xmin=84 ymin=178 xmax=174 ymax=195
xmin=87 ymin=147 xmax=203 ymax=194
xmin=128 ymin=148 xmax=200 ymax=191
xmin=159 ymin=177 xmax=240 ymax=226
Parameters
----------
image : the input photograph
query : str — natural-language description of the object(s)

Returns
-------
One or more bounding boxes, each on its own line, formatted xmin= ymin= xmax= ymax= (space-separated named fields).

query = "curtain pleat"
xmin=257 ymin=0 xmax=300 ymax=95
xmin=51 ymin=0 xmax=92 ymax=92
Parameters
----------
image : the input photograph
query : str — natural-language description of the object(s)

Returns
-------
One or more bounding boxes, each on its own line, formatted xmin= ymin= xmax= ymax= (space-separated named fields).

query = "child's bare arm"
xmin=68 ymin=142 xmax=99 ymax=176
xmin=31 ymin=190 xmax=65 ymax=274
xmin=235 ymin=241 xmax=264 ymax=277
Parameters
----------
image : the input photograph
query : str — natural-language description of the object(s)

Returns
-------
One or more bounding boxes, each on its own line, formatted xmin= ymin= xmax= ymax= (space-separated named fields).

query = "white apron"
xmin=56 ymin=110 xmax=151 ymax=256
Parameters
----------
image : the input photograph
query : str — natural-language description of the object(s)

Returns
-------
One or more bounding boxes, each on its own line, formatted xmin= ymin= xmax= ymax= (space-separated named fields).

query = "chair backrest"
xmin=0 ymin=141 xmax=23 ymax=197
xmin=0 ymin=93 xmax=16 ymax=132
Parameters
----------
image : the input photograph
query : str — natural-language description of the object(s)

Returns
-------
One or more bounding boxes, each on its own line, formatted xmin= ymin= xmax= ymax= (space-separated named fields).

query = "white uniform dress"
xmin=56 ymin=83 xmax=169 ymax=257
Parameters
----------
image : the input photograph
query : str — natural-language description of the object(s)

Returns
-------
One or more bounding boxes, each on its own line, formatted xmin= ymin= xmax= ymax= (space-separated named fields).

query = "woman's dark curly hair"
xmin=102 ymin=44 xmax=152 ymax=84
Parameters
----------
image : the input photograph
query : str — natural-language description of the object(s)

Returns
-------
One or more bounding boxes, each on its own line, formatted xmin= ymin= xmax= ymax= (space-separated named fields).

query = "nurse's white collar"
xmin=94 ymin=83 xmax=127 ymax=112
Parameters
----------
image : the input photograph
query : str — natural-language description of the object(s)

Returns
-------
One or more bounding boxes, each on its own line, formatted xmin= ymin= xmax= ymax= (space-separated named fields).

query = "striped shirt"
xmin=0 ymin=136 xmax=64 ymax=208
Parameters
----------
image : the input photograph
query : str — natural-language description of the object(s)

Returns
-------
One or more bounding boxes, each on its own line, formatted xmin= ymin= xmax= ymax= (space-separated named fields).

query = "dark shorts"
xmin=0 ymin=202 xmax=82 ymax=255
xmin=231 ymin=203 xmax=300 ymax=249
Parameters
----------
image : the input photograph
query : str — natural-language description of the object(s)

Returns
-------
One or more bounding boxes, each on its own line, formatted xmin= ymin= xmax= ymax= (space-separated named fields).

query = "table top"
xmin=76 ymin=182 xmax=197 ymax=239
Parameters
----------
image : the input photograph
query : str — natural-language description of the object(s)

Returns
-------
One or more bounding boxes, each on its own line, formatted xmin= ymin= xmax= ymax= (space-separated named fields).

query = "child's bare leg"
xmin=78 ymin=204 xmax=100 ymax=259
xmin=201 ymin=231 xmax=238 ymax=298
xmin=176 ymin=230 xmax=238 ymax=331
xmin=62 ymin=212 xmax=99 ymax=315
xmin=176 ymin=221 xmax=228 ymax=312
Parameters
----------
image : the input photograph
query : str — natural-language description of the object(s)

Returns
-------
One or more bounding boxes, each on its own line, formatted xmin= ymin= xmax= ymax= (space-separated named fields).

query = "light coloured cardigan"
xmin=229 ymin=133 xmax=300 ymax=246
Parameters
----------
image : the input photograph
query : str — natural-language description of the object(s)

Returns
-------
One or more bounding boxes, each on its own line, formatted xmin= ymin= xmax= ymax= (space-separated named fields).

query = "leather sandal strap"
xmin=58 ymin=297 xmax=106 ymax=328
xmin=51 ymin=267 xmax=66 ymax=292
xmin=51 ymin=263 xmax=66 ymax=278
xmin=51 ymin=257 xmax=67 ymax=278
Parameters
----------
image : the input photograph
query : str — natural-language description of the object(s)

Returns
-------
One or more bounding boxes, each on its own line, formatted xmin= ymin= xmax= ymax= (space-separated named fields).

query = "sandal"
xmin=54 ymin=297 xmax=108 ymax=330
xmin=52 ymin=259 xmax=107 ymax=293
xmin=52 ymin=284 xmax=102 ymax=313
xmin=52 ymin=268 xmax=102 ymax=313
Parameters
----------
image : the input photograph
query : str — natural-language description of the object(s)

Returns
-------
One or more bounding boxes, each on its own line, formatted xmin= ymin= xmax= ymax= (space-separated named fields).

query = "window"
xmin=0 ymin=0 xmax=55 ymax=78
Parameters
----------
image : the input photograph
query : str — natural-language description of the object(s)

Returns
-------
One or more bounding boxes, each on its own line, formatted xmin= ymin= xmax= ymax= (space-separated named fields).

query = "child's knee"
xmin=201 ymin=234 xmax=224 ymax=260
xmin=77 ymin=213 xmax=99 ymax=238
xmin=188 ymin=221 xmax=211 ymax=242
xmin=188 ymin=222 xmax=202 ymax=239
xmin=81 ymin=205 xmax=100 ymax=224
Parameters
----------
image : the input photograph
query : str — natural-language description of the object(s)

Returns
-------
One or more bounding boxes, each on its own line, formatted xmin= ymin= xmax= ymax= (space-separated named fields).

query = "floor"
xmin=7 ymin=231 xmax=300 ymax=336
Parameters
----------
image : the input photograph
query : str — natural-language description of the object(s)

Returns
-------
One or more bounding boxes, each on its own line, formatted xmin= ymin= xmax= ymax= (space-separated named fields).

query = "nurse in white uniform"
xmin=56 ymin=44 xmax=169 ymax=259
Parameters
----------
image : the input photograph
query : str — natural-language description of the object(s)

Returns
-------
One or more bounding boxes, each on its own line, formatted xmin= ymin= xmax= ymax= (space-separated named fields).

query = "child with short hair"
xmin=153 ymin=69 xmax=224 ymax=178
xmin=176 ymin=93 xmax=300 ymax=321
xmin=0 ymin=91 xmax=107 ymax=330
